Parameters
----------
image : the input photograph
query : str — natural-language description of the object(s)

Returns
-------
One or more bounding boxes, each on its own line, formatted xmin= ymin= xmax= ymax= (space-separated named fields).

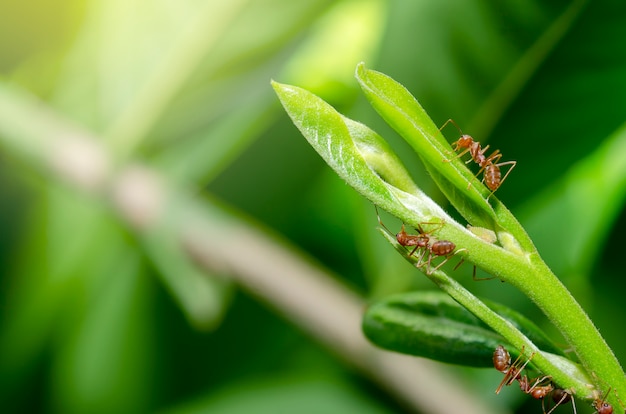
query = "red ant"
xmin=521 ymin=380 xmax=577 ymax=414
xmin=440 ymin=119 xmax=516 ymax=196
xmin=518 ymin=374 xmax=553 ymax=400
xmin=375 ymin=208 xmax=464 ymax=275
xmin=493 ymin=346 xmax=584 ymax=414
xmin=592 ymin=389 xmax=613 ymax=414
xmin=391 ymin=223 xmax=430 ymax=257
xmin=493 ymin=345 xmax=535 ymax=394
xmin=376 ymin=206 xmax=432 ymax=257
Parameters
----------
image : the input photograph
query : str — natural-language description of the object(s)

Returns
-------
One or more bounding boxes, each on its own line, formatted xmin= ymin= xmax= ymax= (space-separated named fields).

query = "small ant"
xmin=376 ymin=206 xmax=434 ymax=257
xmin=493 ymin=345 xmax=535 ymax=394
xmin=518 ymin=375 xmax=553 ymax=400
xmin=440 ymin=119 xmax=516 ymax=196
xmin=375 ymin=207 xmax=463 ymax=275
xmin=390 ymin=222 xmax=430 ymax=257
xmin=493 ymin=345 xmax=592 ymax=414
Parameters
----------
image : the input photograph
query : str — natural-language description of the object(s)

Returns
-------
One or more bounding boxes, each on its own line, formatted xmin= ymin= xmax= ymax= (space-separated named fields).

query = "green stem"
xmin=389 ymin=186 xmax=626 ymax=404
xmin=353 ymin=62 xmax=626 ymax=407
xmin=379 ymin=229 xmax=592 ymax=397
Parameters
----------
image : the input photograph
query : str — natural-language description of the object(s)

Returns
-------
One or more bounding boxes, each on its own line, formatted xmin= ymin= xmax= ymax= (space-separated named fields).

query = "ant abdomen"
xmin=551 ymin=388 xmax=571 ymax=405
xmin=493 ymin=345 xmax=511 ymax=373
xmin=484 ymin=164 xmax=502 ymax=191
xmin=430 ymin=240 xmax=455 ymax=256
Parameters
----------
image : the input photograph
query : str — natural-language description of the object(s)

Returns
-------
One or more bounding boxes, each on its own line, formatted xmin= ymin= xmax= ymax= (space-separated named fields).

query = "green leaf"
xmin=273 ymin=67 xmax=626 ymax=405
xmin=272 ymin=80 xmax=433 ymax=222
xmin=350 ymin=66 xmax=626 ymax=404
xmin=363 ymin=291 xmax=564 ymax=367
xmin=354 ymin=63 xmax=539 ymax=258
xmin=355 ymin=62 xmax=495 ymax=228
xmin=272 ymin=78 xmax=532 ymax=283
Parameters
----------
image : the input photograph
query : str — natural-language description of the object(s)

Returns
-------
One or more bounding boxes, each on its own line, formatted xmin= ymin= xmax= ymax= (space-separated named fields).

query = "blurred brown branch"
xmin=0 ymin=82 xmax=508 ymax=414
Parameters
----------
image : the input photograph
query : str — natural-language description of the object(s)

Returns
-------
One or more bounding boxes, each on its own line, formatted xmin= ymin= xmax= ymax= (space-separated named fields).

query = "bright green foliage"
xmin=362 ymin=291 xmax=564 ymax=367
xmin=2 ymin=1 xmax=626 ymax=414
xmin=273 ymin=64 xmax=626 ymax=408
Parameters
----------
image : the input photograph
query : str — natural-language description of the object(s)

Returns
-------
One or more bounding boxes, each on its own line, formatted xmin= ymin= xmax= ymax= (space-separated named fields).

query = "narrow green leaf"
xmin=272 ymin=80 xmax=437 ymax=223
xmin=354 ymin=63 xmax=544 ymax=257
xmin=272 ymin=80 xmax=510 ymax=275
xmin=355 ymin=63 xmax=495 ymax=227
xmin=363 ymin=291 xmax=564 ymax=367
xmin=271 ymin=78 xmax=534 ymax=283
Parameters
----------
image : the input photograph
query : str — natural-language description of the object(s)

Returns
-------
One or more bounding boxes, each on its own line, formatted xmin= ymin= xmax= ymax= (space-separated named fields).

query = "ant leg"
xmin=514 ymin=351 xmax=535 ymax=374
xmin=439 ymin=118 xmax=463 ymax=133
xmin=408 ymin=243 xmax=421 ymax=257
xmin=526 ymin=375 xmax=552 ymax=393
xmin=496 ymin=369 xmax=519 ymax=394
xmin=546 ymin=389 xmax=574 ymax=414
xmin=414 ymin=250 xmax=429 ymax=269
xmin=425 ymin=255 xmax=441 ymax=275
xmin=416 ymin=220 xmax=445 ymax=234
xmin=375 ymin=206 xmax=392 ymax=233
xmin=452 ymin=257 xmax=460 ymax=272
xmin=472 ymin=268 xmax=496 ymax=281
xmin=428 ymin=248 xmax=467 ymax=275
xmin=496 ymin=349 xmax=534 ymax=394
xmin=444 ymin=146 xmax=470 ymax=163
xmin=484 ymin=149 xmax=501 ymax=165
xmin=419 ymin=250 xmax=448 ymax=275
xmin=451 ymin=257 xmax=484 ymax=281
xmin=460 ymin=257 xmax=497 ymax=281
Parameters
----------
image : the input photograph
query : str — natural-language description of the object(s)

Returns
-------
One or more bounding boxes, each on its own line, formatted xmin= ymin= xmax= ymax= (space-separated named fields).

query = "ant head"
xmin=594 ymin=400 xmax=613 ymax=414
xmin=594 ymin=388 xmax=614 ymax=414
xmin=397 ymin=223 xmax=407 ymax=234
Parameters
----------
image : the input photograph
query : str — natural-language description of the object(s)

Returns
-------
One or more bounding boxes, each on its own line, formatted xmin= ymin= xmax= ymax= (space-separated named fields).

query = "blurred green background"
xmin=1 ymin=1 xmax=626 ymax=413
